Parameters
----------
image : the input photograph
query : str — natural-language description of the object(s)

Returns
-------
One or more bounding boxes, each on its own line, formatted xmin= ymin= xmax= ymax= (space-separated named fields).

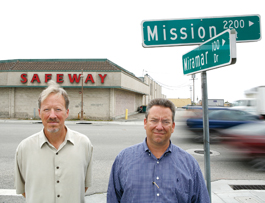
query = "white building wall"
xmin=0 ymin=88 xmax=10 ymax=117
xmin=114 ymin=89 xmax=135 ymax=117
xmin=120 ymin=72 xmax=149 ymax=94
xmin=14 ymin=88 xmax=40 ymax=118
xmin=0 ymin=87 xmax=144 ymax=120
xmin=143 ymin=74 xmax=164 ymax=105
xmin=84 ymin=88 xmax=110 ymax=120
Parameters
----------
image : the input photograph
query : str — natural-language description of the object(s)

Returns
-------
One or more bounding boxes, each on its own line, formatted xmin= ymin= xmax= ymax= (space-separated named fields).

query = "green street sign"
xmin=182 ymin=29 xmax=236 ymax=75
xmin=141 ymin=15 xmax=261 ymax=47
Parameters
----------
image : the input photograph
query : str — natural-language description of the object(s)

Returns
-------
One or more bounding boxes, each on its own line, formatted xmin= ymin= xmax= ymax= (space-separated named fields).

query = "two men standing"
xmin=15 ymin=81 xmax=209 ymax=203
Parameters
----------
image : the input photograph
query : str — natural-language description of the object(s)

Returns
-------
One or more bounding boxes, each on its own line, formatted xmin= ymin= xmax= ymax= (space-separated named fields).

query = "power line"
xmin=145 ymin=73 xmax=191 ymax=90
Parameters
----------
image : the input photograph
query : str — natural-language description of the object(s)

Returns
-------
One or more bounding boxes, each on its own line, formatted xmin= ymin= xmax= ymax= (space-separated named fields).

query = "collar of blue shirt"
xmin=143 ymin=138 xmax=172 ymax=158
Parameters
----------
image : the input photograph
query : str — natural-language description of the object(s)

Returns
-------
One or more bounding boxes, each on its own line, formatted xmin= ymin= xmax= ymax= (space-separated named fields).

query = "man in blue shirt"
xmin=107 ymin=98 xmax=210 ymax=203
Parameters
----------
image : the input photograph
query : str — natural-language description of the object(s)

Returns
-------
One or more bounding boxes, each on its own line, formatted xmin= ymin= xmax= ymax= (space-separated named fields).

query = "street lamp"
xmin=80 ymin=69 xmax=84 ymax=120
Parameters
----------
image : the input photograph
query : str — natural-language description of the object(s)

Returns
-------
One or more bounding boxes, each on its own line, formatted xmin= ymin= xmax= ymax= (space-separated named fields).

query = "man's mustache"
xmin=47 ymin=119 xmax=59 ymax=123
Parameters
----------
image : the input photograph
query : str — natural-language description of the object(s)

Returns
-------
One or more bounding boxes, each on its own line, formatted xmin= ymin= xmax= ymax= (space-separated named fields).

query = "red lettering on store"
xmin=68 ymin=74 xmax=81 ymax=83
xmin=85 ymin=74 xmax=95 ymax=83
xmin=20 ymin=73 xmax=107 ymax=84
xmin=31 ymin=74 xmax=41 ymax=83
xmin=57 ymin=74 xmax=64 ymax=83
xmin=99 ymin=74 xmax=107 ymax=83
xmin=45 ymin=74 xmax=52 ymax=83
xmin=20 ymin=74 xmax=28 ymax=83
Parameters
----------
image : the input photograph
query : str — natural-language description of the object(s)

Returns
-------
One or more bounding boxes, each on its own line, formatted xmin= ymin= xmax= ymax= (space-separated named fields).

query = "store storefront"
xmin=0 ymin=59 xmax=163 ymax=120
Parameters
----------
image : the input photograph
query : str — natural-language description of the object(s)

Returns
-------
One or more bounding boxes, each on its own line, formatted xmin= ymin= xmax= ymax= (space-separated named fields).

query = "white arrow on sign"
xmin=249 ymin=21 xmax=254 ymax=27
xmin=222 ymin=39 xmax=225 ymax=46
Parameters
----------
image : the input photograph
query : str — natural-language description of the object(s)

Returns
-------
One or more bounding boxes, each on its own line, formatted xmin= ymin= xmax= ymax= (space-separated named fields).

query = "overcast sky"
xmin=1 ymin=0 xmax=264 ymax=103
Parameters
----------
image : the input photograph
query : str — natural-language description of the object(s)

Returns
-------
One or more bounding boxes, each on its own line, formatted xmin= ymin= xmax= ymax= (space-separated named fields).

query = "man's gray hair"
xmin=38 ymin=80 xmax=69 ymax=109
xmin=145 ymin=98 xmax=175 ymax=122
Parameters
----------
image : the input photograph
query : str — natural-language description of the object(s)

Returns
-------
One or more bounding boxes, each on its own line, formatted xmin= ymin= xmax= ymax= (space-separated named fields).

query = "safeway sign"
xmin=141 ymin=15 xmax=261 ymax=47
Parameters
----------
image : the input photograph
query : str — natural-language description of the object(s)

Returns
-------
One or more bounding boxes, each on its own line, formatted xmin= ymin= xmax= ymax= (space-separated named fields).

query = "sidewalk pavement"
xmin=0 ymin=108 xmax=182 ymax=125
xmin=85 ymin=179 xmax=265 ymax=203
xmin=1 ymin=180 xmax=264 ymax=202
xmin=0 ymin=111 xmax=146 ymax=125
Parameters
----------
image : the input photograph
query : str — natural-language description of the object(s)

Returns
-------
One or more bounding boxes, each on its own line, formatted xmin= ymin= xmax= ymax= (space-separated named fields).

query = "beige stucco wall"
xmin=0 ymin=87 xmax=144 ymax=120
xmin=14 ymin=88 xmax=40 ymax=118
xmin=114 ymin=89 xmax=142 ymax=117
xmin=143 ymin=75 xmax=165 ymax=105
xmin=168 ymin=98 xmax=191 ymax=108
xmin=0 ymin=87 xmax=41 ymax=118
xmin=120 ymin=73 xmax=149 ymax=94
xmin=0 ymin=88 xmax=11 ymax=117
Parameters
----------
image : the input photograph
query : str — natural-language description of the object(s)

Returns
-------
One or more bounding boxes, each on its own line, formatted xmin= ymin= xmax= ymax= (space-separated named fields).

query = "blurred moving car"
xmin=231 ymin=98 xmax=257 ymax=115
xmin=186 ymin=107 xmax=261 ymax=142
xmin=220 ymin=122 xmax=265 ymax=171
xmin=181 ymin=104 xmax=191 ymax=109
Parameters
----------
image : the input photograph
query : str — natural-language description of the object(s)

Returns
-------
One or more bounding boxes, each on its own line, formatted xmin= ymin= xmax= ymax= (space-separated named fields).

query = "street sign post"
xmin=182 ymin=29 xmax=236 ymax=75
xmin=181 ymin=29 xmax=237 ymax=200
xmin=201 ymin=71 xmax=211 ymax=201
xmin=141 ymin=15 xmax=251 ymax=200
xmin=141 ymin=15 xmax=261 ymax=47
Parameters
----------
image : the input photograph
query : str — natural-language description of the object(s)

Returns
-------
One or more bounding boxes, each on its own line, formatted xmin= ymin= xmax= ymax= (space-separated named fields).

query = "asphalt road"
xmin=0 ymin=111 xmax=264 ymax=202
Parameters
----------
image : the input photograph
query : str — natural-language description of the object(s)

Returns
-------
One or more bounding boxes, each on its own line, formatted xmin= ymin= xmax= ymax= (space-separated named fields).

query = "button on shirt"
xmin=15 ymin=127 xmax=93 ymax=203
xmin=107 ymin=139 xmax=210 ymax=203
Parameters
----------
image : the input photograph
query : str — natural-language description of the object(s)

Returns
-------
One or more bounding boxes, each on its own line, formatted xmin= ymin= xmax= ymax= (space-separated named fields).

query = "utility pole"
xmin=80 ymin=69 xmax=84 ymax=120
xmin=190 ymin=74 xmax=197 ymax=105
xmin=190 ymin=86 xmax=192 ymax=102
xmin=192 ymin=74 xmax=195 ymax=105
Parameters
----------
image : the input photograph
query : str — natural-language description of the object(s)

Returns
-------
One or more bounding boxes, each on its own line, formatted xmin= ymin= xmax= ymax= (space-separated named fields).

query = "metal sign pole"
xmin=201 ymin=71 xmax=211 ymax=202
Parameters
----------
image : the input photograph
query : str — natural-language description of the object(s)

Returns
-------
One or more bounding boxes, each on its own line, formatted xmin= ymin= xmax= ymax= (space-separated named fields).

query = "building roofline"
xmin=0 ymin=58 xmax=145 ymax=84
xmin=0 ymin=58 xmax=109 ymax=63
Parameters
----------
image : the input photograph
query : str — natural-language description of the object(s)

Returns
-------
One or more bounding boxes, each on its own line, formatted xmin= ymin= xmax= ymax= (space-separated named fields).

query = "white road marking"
xmin=0 ymin=189 xmax=21 ymax=196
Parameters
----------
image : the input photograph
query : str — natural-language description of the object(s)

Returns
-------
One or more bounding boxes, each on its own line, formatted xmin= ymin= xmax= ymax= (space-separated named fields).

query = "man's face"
xmin=38 ymin=93 xmax=69 ymax=134
xmin=144 ymin=105 xmax=175 ymax=147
